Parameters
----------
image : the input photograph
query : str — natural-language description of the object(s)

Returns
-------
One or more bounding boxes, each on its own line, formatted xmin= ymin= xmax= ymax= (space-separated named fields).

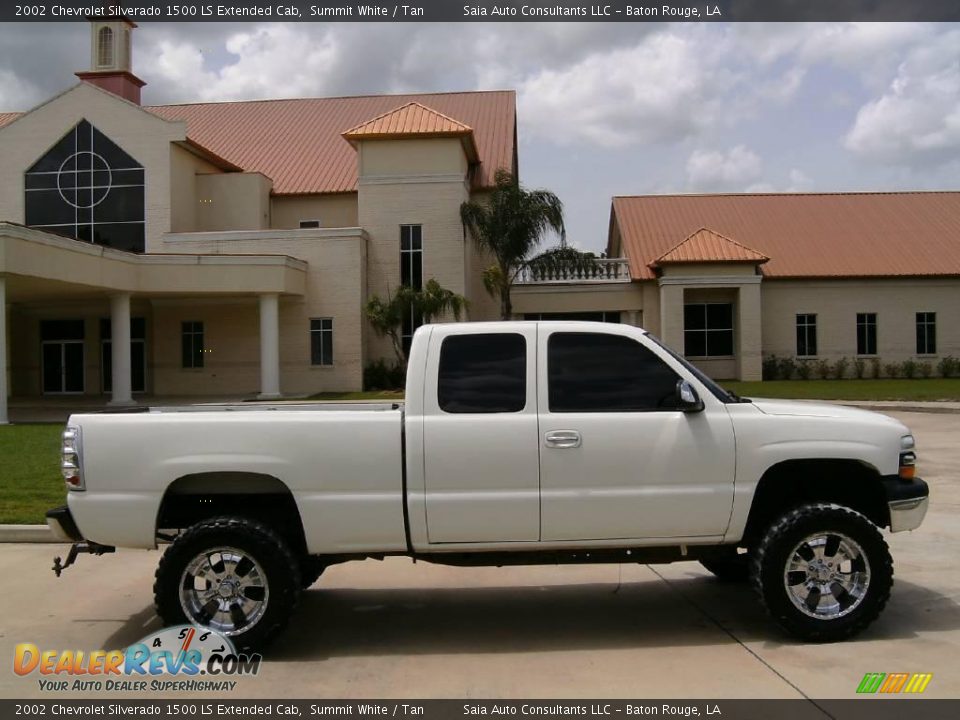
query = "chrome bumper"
xmin=889 ymin=495 xmax=929 ymax=533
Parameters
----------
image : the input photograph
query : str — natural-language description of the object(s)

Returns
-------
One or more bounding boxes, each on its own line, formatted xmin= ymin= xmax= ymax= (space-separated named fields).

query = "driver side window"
xmin=548 ymin=332 xmax=680 ymax=412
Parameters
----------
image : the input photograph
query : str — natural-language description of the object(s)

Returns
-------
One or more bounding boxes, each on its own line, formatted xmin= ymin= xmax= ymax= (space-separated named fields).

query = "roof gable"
xmin=652 ymin=227 xmax=768 ymax=267
xmin=342 ymin=101 xmax=479 ymax=162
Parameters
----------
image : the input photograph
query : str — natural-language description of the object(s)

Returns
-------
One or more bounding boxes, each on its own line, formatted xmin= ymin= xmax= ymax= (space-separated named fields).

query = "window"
xmin=438 ymin=333 xmax=526 ymax=413
xmin=400 ymin=224 xmax=423 ymax=355
xmin=917 ymin=312 xmax=936 ymax=355
xmin=24 ymin=120 xmax=145 ymax=253
xmin=548 ymin=332 xmax=680 ymax=413
xmin=523 ymin=311 xmax=621 ymax=323
xmin=856 ymin=313 xmax=877 ymax=355
xmin=684 ymin=303 xmax=734 ymax=357
xmin=181 ymin=321 xmax=204 ymax=369
xmin=97 ymin=26 xmax=114 ymax=67
xmin=310 ymin=318 xmax=333 ymax=366
xmin=796 ymin=314 xmax=817 ymax=357
xmin=299 ymin=220 xmax=320 ymax=229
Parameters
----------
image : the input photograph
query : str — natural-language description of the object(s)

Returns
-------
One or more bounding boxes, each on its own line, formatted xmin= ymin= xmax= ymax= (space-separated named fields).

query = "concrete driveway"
xmin=1 ymin=410 xmax=957 ymax=700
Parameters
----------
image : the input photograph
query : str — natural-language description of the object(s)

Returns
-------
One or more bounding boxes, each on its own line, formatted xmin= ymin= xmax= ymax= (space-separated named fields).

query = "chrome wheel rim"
xmin=179 ymin=547 xmax=269 ymax=636
xmin=783 ymin=532 xmax=871 ymax=620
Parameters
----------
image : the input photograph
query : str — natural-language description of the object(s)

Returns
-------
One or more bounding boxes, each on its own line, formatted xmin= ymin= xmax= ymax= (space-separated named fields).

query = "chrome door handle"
xmin=544 ymin=430 xmax=582 ymax=449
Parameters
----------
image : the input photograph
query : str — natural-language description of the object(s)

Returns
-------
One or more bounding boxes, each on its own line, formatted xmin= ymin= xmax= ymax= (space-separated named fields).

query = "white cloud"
xmin=845 ymin=29 xmax=960 ymax=167
xmin=686 ymin=145 xmax=763 ymax=191
xmin=787 ymin=168 xmax=814 ymax=191
xmin=0 ymin=68 xmax=43 ymax=111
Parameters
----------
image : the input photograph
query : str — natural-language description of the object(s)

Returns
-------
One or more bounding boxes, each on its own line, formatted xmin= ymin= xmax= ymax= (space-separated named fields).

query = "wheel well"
xmin=741 ymin=459 xmax=890 ymax=547
xmin=156 ymin=472 xmax=306 ymax=555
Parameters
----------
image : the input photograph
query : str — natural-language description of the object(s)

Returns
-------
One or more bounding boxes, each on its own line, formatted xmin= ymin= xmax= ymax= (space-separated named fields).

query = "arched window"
xmin=24 ymin=120 xmax=145 ymax=253
xmin=97 ymin=26 xmax=114 ymax=67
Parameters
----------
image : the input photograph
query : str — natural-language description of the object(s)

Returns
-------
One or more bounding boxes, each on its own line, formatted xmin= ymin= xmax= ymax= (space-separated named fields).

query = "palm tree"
xmin=460 ymin=169 xmax=565 ymax=320
xmin=416 ymin=278 xmax=468 ymax=323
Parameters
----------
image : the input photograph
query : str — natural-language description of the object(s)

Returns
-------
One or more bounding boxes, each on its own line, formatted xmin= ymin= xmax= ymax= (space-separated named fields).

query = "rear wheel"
xmin=154 ymin=516 xmax=301 ymax=652
xmin=753 ymin=503 xmax=892 ymax=642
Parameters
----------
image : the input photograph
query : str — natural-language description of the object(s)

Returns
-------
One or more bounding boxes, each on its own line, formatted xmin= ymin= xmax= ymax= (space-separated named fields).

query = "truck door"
xmin=537 ymin=327 xmax=736 ymax=541
xmin=421 ymin=325 xmax=540 ymax=543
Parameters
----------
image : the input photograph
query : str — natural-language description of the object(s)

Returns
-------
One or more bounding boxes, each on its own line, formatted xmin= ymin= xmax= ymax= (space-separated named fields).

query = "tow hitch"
xmin=52 ymin=542 xmax=115 ymax=577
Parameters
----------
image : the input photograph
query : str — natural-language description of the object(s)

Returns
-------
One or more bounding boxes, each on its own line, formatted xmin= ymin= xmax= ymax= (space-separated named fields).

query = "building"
xmin=0 ymin=17 xmax=516 ymax=421
xmin=512 ymin=192 xmax=960 ymax=382
xmin=1 ymin=19 xmax=958 ymax=423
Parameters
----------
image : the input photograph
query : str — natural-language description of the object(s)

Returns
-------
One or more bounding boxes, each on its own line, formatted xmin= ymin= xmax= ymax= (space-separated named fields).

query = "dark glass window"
xmin=916 ymin=312 xmax=936 ymax=355
xmin=400 ymin=224 xmax=423 ymax=356
xmin=856 ymin=313 xmax=877 ymax=355
xmin=181 ymin=321 xmax=204 ymax=369
xmin=99 ymin=317 xmax=146 ymax=340
xmin=438 ymin=334 xmax=526 ymax=413
xmin=24 ymin=120 xmax=145 ymax=253
xmin=548 ymin=332 xmax=680 ymax=412
xmin=299 ymin=220 xmax=320 ymax=229
xmin=796 ymin=314 xmax=818 ymax=357
xmin=40 ymin=319 xmax=85 ymax=341
xmin=684 ymin=303 xmax=734 ymax=357
xmin=310 ymin=318 xmax=334 ymax=366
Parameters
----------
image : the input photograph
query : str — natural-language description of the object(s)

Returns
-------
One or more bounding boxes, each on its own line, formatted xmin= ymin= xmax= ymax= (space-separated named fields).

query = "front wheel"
xmin=154 ymin=517 xmax=301 ymax=653
xmin=753 ymin=503 xmax=893 ymax=642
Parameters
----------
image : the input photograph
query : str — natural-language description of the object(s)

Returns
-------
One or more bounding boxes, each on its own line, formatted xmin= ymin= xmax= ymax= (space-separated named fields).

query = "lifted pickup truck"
xmin=47 ymin=322 xmax=929 ymax=650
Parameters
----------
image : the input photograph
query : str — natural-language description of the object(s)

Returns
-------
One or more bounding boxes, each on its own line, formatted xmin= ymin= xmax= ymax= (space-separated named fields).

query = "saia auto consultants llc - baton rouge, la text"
xmin=462 ymin=5 xmax=723 ymax=17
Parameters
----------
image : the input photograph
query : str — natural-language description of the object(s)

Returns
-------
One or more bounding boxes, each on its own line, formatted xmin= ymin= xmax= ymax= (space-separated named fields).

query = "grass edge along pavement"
xmin=3 ymin=379 xmax=959 ymax=524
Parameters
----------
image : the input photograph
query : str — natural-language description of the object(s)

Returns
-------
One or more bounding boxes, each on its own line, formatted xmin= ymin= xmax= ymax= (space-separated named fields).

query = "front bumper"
xmin=883 ymin=477 xmax=930 ymax=532
xmin=46 ymin=505 xmax=83 ymax=542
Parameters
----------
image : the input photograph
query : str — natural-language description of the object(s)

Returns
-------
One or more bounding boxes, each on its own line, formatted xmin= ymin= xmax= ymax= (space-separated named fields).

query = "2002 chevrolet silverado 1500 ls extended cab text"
xmin=46 ymin=322 xmax=929 ymax=650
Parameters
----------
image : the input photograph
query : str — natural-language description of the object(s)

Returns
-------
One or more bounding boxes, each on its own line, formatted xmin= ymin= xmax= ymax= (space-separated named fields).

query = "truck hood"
xmin=749 ymin=398 xmax=896 ymax=423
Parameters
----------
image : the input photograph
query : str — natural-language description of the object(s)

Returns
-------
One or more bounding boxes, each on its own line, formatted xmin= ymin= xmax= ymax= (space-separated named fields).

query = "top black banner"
xmin=4 ymin=0 xmax=959 ymax=23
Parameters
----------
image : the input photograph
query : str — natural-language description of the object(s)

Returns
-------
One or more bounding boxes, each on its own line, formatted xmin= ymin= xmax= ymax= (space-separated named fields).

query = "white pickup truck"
xmin=47 ymin=321 xmax=929 ymax=650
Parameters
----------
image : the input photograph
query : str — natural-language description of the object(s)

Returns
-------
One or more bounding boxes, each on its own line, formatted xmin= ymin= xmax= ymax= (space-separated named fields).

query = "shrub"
xmin=834 ymin=356 xmax=850 ymax=380
xmin=883 ymin=362 xmax=902 ymax=379
xmin=814 ymin=359 xmax=831 ymax=379
xmin=869 ymin=358 xmax=881 ymax=379
xmin=762 ymin=354 xmax=780 ymax=381
xmin=902 ymin=359 xmax=918 ymax=379
xmin=779 ymin=356 xmax=797 ymax=380
xmin=939 ymin=356 xmax=958 ymax=378
xmin=796 ymin=359 xmax=812 ymax=380
xmin=854 ymin=358 xmax=866 ymax=379
xmin=919 ymin=361 xmax=933 ymax=378
xmin=363 ymin=359 xmax=404 ymax=390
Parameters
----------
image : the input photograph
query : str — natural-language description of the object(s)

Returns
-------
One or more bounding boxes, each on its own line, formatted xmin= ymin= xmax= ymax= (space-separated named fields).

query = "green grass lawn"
xmin=723 ymin=378 xmax=960 ymax=401
xmin=0 ymin=424 xmax=65 ymax=524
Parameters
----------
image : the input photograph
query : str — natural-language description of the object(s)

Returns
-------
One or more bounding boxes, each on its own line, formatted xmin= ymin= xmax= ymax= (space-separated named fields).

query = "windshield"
xmin=645 ymin=333 xmax=740 ymax=404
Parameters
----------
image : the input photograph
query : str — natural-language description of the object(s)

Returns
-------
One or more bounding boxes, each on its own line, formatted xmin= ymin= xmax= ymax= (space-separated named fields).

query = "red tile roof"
xmin=652 ymin=227 xmax=769 ymax=267
xmin=612 ymin=192 xmax=960 ymax=280
xmin=0 ymin=90 xmax=515 ymax=195
xmin=342 ymin=101 xmax=479 ymax=162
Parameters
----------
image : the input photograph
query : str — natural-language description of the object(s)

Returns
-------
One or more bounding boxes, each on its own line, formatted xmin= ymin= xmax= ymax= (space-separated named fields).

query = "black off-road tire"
xmin=300 ymin=556 xmax=326 ymax=589
xmin=753 ymin=503 xmax=893 ymax=643
xmin=700 ymin=551 xmax=752 ymax=582
xmin=154 ymin=516 xmax=301 ymax=653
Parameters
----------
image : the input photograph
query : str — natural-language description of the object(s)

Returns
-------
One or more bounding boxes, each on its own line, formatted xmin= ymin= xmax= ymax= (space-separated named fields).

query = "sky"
xmin=1 ymin=21 xmax=957 ymax=252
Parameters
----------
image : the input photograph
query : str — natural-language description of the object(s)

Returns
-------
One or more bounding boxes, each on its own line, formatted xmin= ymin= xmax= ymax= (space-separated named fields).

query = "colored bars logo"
xmin=857 ymin=672 xmax=933 ymax=694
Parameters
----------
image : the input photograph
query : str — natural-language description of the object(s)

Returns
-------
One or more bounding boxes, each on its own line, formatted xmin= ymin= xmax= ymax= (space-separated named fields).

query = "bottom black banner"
xmin=1 ymin=700 xmax=957 ymax=720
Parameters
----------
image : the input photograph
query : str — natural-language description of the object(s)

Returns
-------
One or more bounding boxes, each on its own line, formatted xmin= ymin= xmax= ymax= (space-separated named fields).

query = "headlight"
xmin=901 ymin=434 xmax=915 ymax=451
xmin=61 ymin=426 xmax=84 ymax=490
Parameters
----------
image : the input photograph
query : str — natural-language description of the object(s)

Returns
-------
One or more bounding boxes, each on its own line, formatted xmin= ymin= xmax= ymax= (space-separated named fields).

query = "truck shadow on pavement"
xmin=96 ymin=574 xmax=960 ymax=659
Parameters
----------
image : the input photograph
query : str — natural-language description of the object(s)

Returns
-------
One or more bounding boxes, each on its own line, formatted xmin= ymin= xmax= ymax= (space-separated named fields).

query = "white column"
xmin=0 ymin=275 xmax=8 ymax=424
xmin=258 ymin=294 xmax=281 ymax=399
xmin=108 ymin=293 xmax=135 ymax=406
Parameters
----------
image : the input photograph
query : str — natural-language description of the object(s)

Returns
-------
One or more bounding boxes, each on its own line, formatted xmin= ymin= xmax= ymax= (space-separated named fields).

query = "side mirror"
xmin=676 ymin=380 xmax=705 ymax=413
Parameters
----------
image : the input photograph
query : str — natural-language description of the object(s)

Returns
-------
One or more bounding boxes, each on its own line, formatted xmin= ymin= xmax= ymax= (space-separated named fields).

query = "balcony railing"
xmin=515 ymin=257 xmax=632 ymax=284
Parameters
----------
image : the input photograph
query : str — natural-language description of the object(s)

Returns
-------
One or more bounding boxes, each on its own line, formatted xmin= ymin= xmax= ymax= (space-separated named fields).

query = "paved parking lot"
xmin=1 ymin=410 xmax=957 ymax=700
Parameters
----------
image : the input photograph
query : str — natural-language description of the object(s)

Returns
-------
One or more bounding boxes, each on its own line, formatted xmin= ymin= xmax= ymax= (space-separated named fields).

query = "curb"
xmin=0 ymin=525 xmax=61 ymax=543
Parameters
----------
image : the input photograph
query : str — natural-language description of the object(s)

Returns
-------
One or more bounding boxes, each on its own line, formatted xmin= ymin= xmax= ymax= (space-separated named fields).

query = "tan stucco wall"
xmin=512 ymin=283 xmax=643 ymax=315
xmin=356 ymin=138 xmax=472 ymax=363
xmin=196 ymin=173 xmax=272 ymax=232
xmin=158 ymin=229 xmax=367 ymax=394
xmin=762 ymin=278 xmax=960 ymax=364
xmin=169 ymin=145 xmax=221 ymax=233
xmin=0 ymin=83 xmax=187 ymax=253
xmin=271 ymin=193 xmax=359 ymax=229
xmin=660 ymin=262 xmax=761 ymax=277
